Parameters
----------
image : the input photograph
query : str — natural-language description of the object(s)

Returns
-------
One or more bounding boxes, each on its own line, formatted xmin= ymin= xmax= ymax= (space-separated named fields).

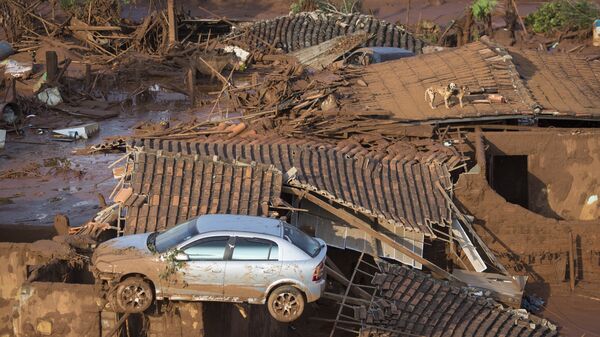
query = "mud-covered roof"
xmin=238 ymin=12 xmax=426 ymax=53
xmin=344 ymin=41 xmax=536 ymax=122
xmin=511 ymin=49 xmax=600 ymax=118
xmin=131 ymin=138 xmax=453 ymax=236
xmin=122 ymin=151 xmax=282 ymax=235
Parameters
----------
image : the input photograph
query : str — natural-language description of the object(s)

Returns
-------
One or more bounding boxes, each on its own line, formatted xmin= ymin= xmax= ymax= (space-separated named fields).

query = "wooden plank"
xmin=434 ymin=181 xmax=508 ymax=275
xmin=284 ymin=186 xmax=458 ymax=282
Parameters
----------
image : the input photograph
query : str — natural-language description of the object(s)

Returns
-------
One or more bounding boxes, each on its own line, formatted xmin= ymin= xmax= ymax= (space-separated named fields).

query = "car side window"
xmin=183 ymin=236 xmax=230 ymax=260
xmin=232 ymin=237 xmax=279 ymax=261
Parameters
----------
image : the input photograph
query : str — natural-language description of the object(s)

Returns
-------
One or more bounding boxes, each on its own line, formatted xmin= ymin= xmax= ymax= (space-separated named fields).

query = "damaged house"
xmin=1 ymin=4 xmax=600 ymax=336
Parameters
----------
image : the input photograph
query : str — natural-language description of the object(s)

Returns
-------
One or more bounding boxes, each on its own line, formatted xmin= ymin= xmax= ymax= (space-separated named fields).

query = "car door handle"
xmin=210 ymin=269 xmax=222 ymax=273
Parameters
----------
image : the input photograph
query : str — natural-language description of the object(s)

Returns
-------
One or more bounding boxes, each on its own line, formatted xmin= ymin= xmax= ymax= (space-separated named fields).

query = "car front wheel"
xmin=114 ymin=277 xmax=154 ymax=313
xmin=267 ymin=285 xmax=305 ymax=322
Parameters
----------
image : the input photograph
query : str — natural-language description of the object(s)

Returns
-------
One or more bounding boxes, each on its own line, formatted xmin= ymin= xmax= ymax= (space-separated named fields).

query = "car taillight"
xmin=312 ymin=261 xmax=324 ymax=282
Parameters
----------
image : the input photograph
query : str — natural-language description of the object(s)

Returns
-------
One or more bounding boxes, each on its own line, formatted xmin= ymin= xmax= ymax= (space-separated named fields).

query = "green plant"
xmin=525 ymin=0 xmax=599 ymax=34
xmin=471 ymin=0 xmax=497 ymax=21
xmin=289 ymin=0 xmax=361 ymax=14
xmin=159 ymin=248 xmax=187 ymax=282
xmin=290 ymin=0 xmax=321 ymax=14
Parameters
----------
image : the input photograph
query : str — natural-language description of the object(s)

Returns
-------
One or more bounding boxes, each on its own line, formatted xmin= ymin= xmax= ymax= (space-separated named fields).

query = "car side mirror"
xmin=174 ymin=252 xmax=189 ymax=261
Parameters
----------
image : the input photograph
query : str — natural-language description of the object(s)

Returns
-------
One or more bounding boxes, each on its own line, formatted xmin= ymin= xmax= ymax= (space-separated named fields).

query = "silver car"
xmin=92 ymin=214 xmax=327 ymax=322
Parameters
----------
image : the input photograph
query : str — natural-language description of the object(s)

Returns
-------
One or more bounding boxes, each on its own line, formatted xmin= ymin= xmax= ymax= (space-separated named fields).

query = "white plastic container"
xmin=594 ymin=19 xmax=600 ymax=47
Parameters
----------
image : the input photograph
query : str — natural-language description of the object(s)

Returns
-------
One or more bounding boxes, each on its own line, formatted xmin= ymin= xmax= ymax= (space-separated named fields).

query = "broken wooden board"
xmin=291 ymin=31 xmax=369 ymax=70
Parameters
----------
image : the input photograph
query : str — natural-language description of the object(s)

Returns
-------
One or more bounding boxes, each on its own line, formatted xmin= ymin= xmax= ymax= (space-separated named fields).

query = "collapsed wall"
xmin=237 ymin=12 xmax=425 ymax=53
xmin=454 ymin=169 xmax=600 ymax=290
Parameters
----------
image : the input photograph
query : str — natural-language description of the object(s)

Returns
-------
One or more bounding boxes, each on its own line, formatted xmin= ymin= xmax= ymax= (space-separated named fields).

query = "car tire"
xmin=267 ymin=285 xmax=305 ymax=322
xmin=114 ymin=277 xmax=154 ymax=314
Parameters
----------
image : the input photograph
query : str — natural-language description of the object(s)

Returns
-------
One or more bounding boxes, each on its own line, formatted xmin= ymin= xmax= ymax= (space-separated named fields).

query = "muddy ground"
xmin=2 ymin=0 xmax=600 ymax=336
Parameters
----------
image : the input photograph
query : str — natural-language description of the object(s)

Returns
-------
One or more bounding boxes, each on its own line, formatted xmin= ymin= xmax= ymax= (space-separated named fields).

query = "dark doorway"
xmin=489 ymin=155 xmax=529 ymax=208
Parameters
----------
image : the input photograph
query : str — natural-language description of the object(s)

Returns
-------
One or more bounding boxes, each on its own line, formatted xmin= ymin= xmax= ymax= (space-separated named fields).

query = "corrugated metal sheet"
xmin=511 ymin=49 xmax=600 ymax=117
xmin=345 ymin=41 xmax=535 ymax=122
xmin=122 ymin=151 xmax=282 ymax=234
xmin=131 ymin=138 xmax=453 ymax=236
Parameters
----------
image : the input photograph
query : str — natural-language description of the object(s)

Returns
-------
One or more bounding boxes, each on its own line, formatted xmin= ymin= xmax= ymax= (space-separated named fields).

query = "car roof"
xmin=194 ymin=214 xmax=284 ymax=238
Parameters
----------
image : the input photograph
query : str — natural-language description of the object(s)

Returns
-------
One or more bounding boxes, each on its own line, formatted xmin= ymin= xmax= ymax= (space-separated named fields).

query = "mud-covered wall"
xmin=203 ymin=302 xmax=287 ymax=337
xmin=454 ymin=172 xmax=600 ymax=291
xmin=13 ymin=282 xmax=100 ymax=337
xmin=147 ymin=302 xmax=204 ymax=337
xmin=484 ymin=131 xmax=600 ymax=221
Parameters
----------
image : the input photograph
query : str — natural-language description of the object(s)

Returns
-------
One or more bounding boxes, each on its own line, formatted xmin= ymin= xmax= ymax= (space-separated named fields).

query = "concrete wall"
xmin=484 ymin=130 xmax=600 ymax=221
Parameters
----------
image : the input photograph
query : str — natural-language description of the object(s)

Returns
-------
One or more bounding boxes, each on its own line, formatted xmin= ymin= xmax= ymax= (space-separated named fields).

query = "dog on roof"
xmin=425 ymin=82 xmax=469 ymax=109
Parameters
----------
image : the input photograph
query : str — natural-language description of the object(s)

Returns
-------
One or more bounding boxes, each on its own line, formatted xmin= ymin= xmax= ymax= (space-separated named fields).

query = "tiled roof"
xmin=239 ymin=12 xmax=425 ymax=53
xmin=122 ymin=151 xmax=282 ymax=234
xmin=345 ymin=41 xmax=535 ymax=121
xmin=511 ymin=49 xmax=600 ymax=117
xmin=130 ymin=138 xmax=453 ymax=236
xmin=361 ymin=263 xmax=558 ymax=337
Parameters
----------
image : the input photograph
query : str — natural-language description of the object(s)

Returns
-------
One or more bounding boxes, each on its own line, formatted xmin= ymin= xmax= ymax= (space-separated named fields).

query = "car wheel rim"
xmin=273 ymin=292 xmax=299 ymax=318
xmin=120 ymin=284 xmax=149 ymax=311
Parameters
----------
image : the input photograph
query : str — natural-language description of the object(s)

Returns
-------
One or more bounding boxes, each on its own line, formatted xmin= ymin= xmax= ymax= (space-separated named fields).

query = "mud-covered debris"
xmin=0 ymin=41 xmax=14 ymax=60
xmin=0 ymin=59 xmax=32 ymax=78
xmin=37 ymin=87 xmax=63 ymax=106
xmin=53 ymin=122 xmax=99 ymax=140
xmin=0 ymin=129 xmax=5 ymax=150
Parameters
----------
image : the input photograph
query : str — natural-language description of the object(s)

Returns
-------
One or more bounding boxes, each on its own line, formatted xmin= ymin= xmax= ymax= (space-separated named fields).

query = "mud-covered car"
xmin=92 ymin=214 xmax=327 ymax=322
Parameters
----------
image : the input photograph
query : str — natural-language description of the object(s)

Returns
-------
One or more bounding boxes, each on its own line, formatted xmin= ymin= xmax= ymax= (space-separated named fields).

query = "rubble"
xmin=52 ymin=122 xmax=99 ymax=140
xmin=2 ymin=1 xmax=600 ymax=336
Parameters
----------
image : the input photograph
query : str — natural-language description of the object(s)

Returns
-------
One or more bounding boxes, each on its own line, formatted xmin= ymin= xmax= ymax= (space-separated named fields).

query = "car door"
xmin=164 ymin=236 xmax=232 ymax=301
xmin=223 ymin=237 xmax=282 ymax=302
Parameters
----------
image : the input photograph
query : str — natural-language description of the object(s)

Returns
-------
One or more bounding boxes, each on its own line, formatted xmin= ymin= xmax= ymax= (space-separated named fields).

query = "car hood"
xmin=92 ymin=233 xmax=154 ymax=265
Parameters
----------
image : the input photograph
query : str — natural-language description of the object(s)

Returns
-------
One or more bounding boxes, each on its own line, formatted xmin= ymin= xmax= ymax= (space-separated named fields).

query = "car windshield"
xmin=283 ymin=225 xmax=321 ymax=257
xmin=153 ymin=219 xmax=198 ymax=253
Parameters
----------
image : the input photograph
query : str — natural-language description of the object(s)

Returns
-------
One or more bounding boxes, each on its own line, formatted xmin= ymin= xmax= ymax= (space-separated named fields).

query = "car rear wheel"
xmin=114 ymin=277 xmax=154 ymax=313
xmin=267 ymin=285 xmax=305 ymax=322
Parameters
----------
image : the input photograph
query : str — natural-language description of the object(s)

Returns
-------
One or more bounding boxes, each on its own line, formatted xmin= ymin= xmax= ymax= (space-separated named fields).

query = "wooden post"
xmin=167 ymin=0 xmax=177 ymax=45
xmin=405 ymin=0 xmax=411 ymax=26
xmin=512 ymin=0 xmax=529 ymax=39
xmin=187 ymin=66 xmax=196 ymax=106
xmin=45 ymin=51 xmax=59 ymax=83
xmin=53 ymin=214 xmax=70 ymax=235
xmin=84 ymin=63 xmax=92 ymax=91
xmin=475 ymin=127 xmax=486 ymax=174
xmin=569 ymin=231 xmax=576 ymax=291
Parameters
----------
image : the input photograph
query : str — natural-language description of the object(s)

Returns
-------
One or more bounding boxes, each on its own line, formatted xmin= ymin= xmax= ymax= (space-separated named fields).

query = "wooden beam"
xmin=187 ymin=66 xmax=196 ymax=106
xmin=167 ymin=0 xmax=177 ymax=45
xmin=474 ymin=127 xmax=486 ymax=173
xmin=435 ymin=181 xmax=508 ymax=275
xmin=322 ymin=292 xmax=371 ymax=306
xmin=45 ymin=50 xmax=58 ymax=83
xmin=283 ymin=186 xmax=458 ymax=282
xmin=325 ymin=264 xmax=372 ymax=300
xmin=569 ymin=231 xmax=576 ymax=291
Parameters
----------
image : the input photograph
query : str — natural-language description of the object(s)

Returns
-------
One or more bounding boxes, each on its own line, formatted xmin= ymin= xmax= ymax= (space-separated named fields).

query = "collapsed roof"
xmin=236 ymin=12 xmax=426 ymax=53
xmin=129 ymin=138 xmax=453 ymax=237
xmin=121 ymin=151 xmax=282 ymax=235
